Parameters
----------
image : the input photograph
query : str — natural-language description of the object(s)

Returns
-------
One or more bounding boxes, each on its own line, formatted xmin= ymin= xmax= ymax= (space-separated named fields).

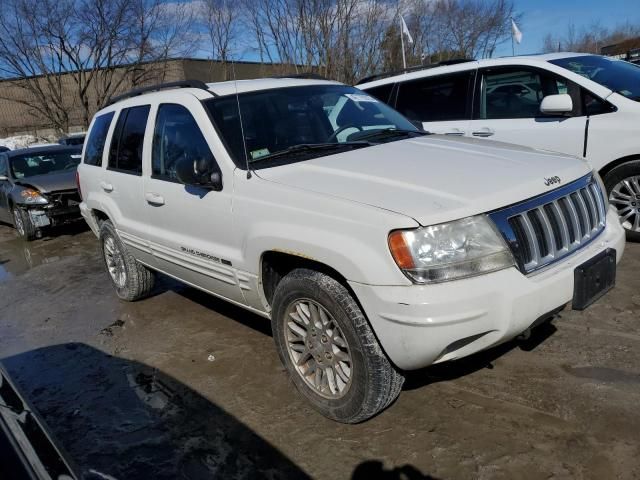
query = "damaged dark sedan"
xmin=0 ymin=145 xmax=83 ymax=240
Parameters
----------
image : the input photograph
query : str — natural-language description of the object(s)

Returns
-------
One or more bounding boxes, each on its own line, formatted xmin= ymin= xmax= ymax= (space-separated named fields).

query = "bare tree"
xmin=201 ymin=0 xmax=241 ymax=80
xmin=0 ymin=0 xmax=73 ymax=133
xmin=542 ymin=21 xmax=640 ymax=54
xmin=0 ymin=0 xmax=196 ymax=132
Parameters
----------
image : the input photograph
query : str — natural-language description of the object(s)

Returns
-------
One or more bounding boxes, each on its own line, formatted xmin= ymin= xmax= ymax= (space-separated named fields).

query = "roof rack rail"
xmin=106 ymin=80 xmax=210 ymax=106
xmin=355 ymin=58 xmax=475 ymax=85
xmin=271 ymin=73 xmax=329 ymax=81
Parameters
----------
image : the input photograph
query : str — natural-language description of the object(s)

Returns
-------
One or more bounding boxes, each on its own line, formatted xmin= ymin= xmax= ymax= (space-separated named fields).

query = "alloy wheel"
xmin=103 ymin=236 xmax=127 ymax=288
xmin=609 ymin=175 xmax=640 ymax=232
xmin=13 ymin=209 xmax=25 ymax=237
xmin=284 ymin=298 xmax=353 ymax=399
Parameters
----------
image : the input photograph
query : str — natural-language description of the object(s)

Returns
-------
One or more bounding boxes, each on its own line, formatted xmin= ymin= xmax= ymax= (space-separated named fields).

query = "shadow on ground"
xmin=2 ymin=343 xmax=309 ymax=479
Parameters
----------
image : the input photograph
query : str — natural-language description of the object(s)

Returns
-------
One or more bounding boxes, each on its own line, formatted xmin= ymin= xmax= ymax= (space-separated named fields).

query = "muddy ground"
xmin=0 ymin=222 xmax=639 ymax=480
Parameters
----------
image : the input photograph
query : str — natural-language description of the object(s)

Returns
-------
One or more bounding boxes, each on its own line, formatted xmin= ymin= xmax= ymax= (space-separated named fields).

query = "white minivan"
xmin=358 ymin=53 xmax=640 ymax=240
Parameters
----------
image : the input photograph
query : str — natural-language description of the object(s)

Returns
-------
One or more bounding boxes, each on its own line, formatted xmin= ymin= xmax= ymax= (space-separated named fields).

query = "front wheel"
xmin=271 ymin=268 xmax=404 ymax=423
xmin=604 ymin=160 xmax=640 ymax=242
xmin=12 ymin=207 xmax=37 ymax=241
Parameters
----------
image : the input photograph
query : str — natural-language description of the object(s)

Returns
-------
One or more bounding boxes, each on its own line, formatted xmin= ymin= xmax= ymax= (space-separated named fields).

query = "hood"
xmin=255 ymin=136 xmax=591 ymax=226
xmin=15 ymin=170 xmax=77 ymax=194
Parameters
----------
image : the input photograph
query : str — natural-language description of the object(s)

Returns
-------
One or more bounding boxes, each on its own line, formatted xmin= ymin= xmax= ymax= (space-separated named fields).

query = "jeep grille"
xmin=489 ymin=175 xmax=606 ymax=274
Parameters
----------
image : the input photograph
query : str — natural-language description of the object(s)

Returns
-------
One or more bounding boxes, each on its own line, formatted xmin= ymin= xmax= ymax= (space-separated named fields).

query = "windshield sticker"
xmin=250 ymin=148 xmax=270 ymax=159
xmin=345 ymin=93 xmax=379 ymax=103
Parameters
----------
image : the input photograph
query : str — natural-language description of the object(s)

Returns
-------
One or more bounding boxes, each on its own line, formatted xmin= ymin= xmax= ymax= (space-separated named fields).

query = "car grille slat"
xmin=489 ymin=175 xmax=606 ymax=274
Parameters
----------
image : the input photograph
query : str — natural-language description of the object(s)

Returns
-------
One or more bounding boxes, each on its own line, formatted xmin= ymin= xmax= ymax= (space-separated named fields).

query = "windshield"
xmin=204 ymin=85 xmax=421 ymax=168
xmin=9 ymin=151 xmax=82 ymax=178
xmin=550 ymin=55 xmax=640 ymax=101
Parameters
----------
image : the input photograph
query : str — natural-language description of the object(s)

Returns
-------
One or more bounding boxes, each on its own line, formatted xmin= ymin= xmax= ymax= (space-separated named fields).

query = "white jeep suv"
xmin=357 ymin=53 xmax=640 ymax=241
xmin=78 ymin=78 xmax=625 ymax=423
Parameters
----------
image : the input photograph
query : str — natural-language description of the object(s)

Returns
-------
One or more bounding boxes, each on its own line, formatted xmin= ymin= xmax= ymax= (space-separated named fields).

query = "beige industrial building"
xmin=0 ymin=58 xmax=290 ymax=138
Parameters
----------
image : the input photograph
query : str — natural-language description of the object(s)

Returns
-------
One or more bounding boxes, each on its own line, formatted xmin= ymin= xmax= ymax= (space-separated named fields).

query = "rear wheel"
xmin=99 ymin=220 xmax=155 ymax=301
xmin=12 ymin=207 xmax=36 ymax=241
xmin=271 ymin=268 xmax=404 ymax=423
xmin=604 ymin=160 xmax=640 ymax=242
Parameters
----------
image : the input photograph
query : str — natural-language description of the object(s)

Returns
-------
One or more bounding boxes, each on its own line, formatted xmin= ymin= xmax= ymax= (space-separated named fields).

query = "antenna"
xmin=230 ymin=58 xmax=251 ymax=179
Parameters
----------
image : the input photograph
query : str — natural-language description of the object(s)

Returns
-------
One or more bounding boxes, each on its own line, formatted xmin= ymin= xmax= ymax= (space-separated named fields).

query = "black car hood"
xmin=15 ymin=169 xmax=77 ymax=193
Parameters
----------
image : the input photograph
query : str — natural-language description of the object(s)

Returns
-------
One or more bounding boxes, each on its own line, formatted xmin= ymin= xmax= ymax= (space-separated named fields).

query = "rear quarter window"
xmin=84 ymin=112 xmax=115 ymax=166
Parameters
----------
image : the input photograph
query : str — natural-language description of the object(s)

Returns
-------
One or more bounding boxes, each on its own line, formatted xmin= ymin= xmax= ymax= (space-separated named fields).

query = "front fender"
xmin=234 ymin=172 xmax=417 ymax=285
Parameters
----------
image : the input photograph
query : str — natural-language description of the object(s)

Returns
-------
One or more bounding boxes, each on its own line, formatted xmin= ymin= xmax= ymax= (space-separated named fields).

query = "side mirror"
xmin=540 ymin=94 xmax=573 ymax=115
xmin=175 ymin=155 xmax=223 ymax=191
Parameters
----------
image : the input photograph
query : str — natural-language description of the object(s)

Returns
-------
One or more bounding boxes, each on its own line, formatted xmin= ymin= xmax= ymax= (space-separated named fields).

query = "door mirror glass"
xmin=540 ymin=94 xmax=573 ymax=115
xmin=175 ymin=155 xmax=222 ymax=191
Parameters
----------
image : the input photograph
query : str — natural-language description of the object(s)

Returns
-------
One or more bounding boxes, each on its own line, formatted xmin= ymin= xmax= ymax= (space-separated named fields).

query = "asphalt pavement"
xmin=1 ymin=223 xmax=639 ymax=479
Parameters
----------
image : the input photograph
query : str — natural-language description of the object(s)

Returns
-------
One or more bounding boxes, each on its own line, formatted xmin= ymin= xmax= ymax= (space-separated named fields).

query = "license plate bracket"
xmin=573 ymin=248 xmax=616 ymax=311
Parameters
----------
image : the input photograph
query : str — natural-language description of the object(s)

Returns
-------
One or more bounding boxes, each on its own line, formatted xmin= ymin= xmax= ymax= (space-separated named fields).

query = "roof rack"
xmin=271 ymin=73 xmax=329 ymax=81
xmin=106 ymin=80 xmax=210 ymax=106
xmin=355 ymin=58 xmax=475 ymax=85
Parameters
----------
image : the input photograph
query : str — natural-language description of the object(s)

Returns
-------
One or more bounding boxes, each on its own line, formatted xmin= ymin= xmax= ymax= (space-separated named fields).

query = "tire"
xmin=99 ymin=220 xmax=155 ymax=301
xmin=12 ymin=207 xmax=37 ymax=241
xmin=271 ymin=268 xmax=404 ymax=423
xmin=603 ymin=160 xmax=640 ymax=242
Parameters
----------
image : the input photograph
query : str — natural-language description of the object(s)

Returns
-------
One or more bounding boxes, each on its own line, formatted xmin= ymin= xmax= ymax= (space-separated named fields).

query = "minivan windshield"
xmin=204 ymin=85 xmax=423 ymax=168
xmin=9 ymin=150 xmax=81 ymax=178
xmin=550 ymin=55 xmax=640 ymax=102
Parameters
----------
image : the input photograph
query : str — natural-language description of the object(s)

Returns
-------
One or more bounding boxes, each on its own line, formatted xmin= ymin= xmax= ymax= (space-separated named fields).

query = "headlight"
xmin=388 ymin=215 xmax=515 ymax=284
xmin=20 ymin=189 xmax=48 ymax=205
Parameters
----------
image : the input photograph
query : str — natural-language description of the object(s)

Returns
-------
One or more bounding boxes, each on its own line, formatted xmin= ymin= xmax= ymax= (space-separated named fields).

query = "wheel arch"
xmin=91 ymin=208 xmax=112 ymax=227
xmin=260 ymin=250 xmax=354 ymax=309
xmin=599 ymin=154 xmax=640 ymax=181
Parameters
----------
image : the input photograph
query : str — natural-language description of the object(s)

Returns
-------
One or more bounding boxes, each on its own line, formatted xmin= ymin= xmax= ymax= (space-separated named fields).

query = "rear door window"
xmin=395 ymin=71 xmax=474 ymax=121
xmin=84 ymin=112 xmax=114 ymax=166
xmin=108 ymin=105 xmax=150 ymax=175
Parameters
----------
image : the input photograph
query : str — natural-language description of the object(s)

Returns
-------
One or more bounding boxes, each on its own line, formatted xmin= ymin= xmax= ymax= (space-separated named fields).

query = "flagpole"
xmin=511 ymin=17 xmax=515 ymax=56
xmin=400 ymin=17 xmax=407 ymax=70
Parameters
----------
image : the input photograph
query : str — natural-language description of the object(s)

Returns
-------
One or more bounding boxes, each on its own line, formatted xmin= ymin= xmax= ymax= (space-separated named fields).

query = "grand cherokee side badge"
xmin=544 ymin=176 xmax=561 ymax=186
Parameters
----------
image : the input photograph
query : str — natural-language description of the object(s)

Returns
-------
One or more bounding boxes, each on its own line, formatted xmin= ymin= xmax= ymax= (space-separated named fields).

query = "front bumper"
xmin=21 ymin=204 xmax=81 ymax=229
xmin=349 ymin=207 xmax=626 ymax=370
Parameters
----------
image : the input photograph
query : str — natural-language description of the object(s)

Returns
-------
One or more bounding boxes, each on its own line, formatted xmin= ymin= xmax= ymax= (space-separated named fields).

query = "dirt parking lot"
xmin=1 ymin=223 xmax=639 ymax=479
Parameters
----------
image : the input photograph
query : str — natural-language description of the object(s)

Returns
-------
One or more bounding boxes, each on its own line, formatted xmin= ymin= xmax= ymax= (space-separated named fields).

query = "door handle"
xmin=145 ymin=192 xmax=165 ymax=206
xmin=100 ymin=181 xmax=114 ymax=192
xmin=444 ymin=131 xmax=465 ymax=136
xmin=472 ymin=128 xmax=495 ymax=137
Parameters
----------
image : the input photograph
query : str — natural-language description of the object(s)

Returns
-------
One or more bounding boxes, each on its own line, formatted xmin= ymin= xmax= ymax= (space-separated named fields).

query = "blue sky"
xmin=494 ymin=0 xmax=640 ymax=57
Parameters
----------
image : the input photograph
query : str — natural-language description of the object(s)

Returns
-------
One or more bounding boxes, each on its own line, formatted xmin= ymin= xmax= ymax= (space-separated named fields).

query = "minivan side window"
xmin=478 ymin=68 xmax=579 ymax=119
xmin=151 ymin=104 xmax=217 ymax=182
xmin=108 ymin=105 xmax=150 ymax=174
xmin=84 ymin=111 xmax=114 ymax=167
xmin=395 ymin=71 xmax=474 ymax=122
xmin=365 ymin=83 xmax=395 ymax=104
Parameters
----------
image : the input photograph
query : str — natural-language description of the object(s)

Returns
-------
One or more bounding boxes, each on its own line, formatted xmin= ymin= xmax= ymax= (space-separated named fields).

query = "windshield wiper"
xmin=350 ymin=128 xmax=428 ymax=143
xmin=248 ymin=142 xmax=372 ymax=165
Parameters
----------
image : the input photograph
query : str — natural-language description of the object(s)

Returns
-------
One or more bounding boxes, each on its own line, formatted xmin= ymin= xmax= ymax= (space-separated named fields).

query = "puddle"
xmin=0 ymin=261 xmax=11 ymax=282
xmin=0 ymin=236 xmax=70 ymax=282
